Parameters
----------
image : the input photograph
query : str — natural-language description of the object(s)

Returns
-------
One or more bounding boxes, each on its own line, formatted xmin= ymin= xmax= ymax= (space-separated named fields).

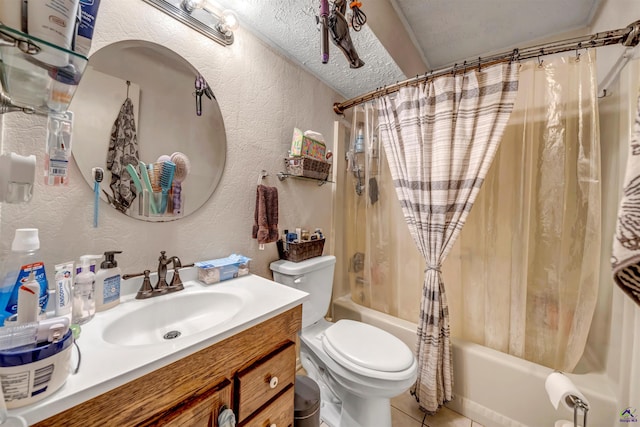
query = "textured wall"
xmin=0 ymin=0 xmax=342 ymax=281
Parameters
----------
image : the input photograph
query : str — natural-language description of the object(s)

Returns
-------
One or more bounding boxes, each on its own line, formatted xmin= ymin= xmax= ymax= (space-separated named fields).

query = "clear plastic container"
xmin=72 ymin=255 xmax=99 ymax=325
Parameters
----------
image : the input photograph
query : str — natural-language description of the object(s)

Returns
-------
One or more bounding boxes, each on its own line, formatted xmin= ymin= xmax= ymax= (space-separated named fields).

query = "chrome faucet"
xmin=123 ymin=251 xmax=191 ymax=299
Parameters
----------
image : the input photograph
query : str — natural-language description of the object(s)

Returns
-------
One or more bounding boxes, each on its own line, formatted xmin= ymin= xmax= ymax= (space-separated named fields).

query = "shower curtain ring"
xmin=462 ymin=61 xmax=467 ymax=76
xmin=537 ymin=48 xmax=544 ymax=67
xmin=510 ymin=48 xmax=519 ymax=63
xmin=478 ymin=57 xmax=482 ymax=72
xmin=575 ymin=44 xmax=581 ymax=62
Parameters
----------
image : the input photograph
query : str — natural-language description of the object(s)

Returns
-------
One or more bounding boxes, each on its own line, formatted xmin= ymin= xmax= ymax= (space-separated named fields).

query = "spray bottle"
xmin=72 ymin=255 xmax=100 ymax=325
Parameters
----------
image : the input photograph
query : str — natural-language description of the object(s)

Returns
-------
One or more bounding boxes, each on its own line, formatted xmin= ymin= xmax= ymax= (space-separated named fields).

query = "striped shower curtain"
xmin=377 ymin=62 xmax=519 ymax=413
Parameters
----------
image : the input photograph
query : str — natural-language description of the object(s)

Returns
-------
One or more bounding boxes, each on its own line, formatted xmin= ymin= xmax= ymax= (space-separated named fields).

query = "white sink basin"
xmin=102 ymin=290 xmax=244 ymax=346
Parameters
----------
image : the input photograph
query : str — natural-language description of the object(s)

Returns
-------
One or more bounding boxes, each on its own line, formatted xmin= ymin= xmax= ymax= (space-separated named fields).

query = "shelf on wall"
xmin=276 ymin=172 xmax=333 ymax=186
xmin=0 ymin=24 xmax=88 ymax=115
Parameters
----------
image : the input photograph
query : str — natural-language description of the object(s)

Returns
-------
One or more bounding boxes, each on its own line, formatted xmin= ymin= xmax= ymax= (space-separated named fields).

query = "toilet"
xmin=270 ymin=255 xmax=417 ymax=427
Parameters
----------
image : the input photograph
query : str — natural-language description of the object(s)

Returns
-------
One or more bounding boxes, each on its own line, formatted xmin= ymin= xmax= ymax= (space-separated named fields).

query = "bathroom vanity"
xmin=9 ymin=273 xmax=307 ymax=426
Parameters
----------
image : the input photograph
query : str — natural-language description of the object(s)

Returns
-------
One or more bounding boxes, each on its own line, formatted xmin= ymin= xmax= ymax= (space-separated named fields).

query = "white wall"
xmin=589 ymin=0 xmax=640 ymax=418
xmin=0 ymin=0 xmax=341 ymax=281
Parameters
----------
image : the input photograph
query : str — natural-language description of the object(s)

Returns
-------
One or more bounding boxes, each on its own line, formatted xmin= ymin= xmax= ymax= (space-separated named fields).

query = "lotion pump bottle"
xmin=72 ymin=255 xmax=100 ymax=325
xmin=95 ymin=251 xmax=122 ymax=312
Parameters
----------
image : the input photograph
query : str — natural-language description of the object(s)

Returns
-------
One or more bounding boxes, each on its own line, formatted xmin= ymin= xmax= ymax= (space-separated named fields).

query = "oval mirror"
xmin=70 ymin=40 xmax=226 ymax=222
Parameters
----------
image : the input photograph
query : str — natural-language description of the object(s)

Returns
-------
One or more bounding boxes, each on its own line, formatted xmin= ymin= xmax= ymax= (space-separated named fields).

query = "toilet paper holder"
xmin=567 ymin=395 xmax=589 ymax=427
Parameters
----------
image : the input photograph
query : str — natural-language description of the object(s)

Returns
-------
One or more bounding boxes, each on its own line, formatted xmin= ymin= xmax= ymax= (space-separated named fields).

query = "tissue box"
xmin=290 ymin=128 xmax=326 ymax=161
xmin=195 ymin=254 xmax=251 ymax=284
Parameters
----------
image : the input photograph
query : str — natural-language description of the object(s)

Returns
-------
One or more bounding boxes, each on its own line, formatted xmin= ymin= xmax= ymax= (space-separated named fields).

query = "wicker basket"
xmin=285 ymin=157 xmax=331 ymax=181
xmin=277 ymin=238 xmax=325 ymax=262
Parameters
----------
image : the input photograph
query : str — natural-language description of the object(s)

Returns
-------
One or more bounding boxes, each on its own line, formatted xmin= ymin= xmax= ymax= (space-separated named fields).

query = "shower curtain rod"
xmin=333 ymin=19 xmax=640 ymax=115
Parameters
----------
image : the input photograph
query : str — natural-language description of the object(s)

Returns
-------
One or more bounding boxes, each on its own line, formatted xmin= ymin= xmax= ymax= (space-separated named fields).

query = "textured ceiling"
xmin=210 ymin=0 xmax=601 ymax=100
xmin=398 ymin=0 xmax=601 ymax=69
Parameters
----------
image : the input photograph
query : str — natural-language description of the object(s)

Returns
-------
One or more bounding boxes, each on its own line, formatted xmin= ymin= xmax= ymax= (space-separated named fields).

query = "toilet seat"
xmin=321 ymin=320 xmax=416 ymax=381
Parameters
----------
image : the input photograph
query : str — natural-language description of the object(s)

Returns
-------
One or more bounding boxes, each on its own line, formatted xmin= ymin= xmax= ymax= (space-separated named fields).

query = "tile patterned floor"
xmin=390 ymin=390 xmax=484 ymax=427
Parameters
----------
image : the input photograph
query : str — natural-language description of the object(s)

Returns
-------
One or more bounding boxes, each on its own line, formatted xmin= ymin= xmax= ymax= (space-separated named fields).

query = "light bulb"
xmin=221 ymin=10 xmax=239 ymax=32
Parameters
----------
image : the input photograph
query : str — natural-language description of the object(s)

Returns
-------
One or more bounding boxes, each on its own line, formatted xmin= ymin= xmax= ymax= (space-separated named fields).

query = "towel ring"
xmin=257 ymin=170 xmax=268 ymax=185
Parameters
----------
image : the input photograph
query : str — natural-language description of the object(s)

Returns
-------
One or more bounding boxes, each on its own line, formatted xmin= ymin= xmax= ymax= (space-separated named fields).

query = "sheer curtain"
xmin=444 ymin=51 xmax=601 ymax=372
xmin=377 ymin=63 xmax=519 ymax=413
xmin=346 ymin=105 xmax=426 ymax=321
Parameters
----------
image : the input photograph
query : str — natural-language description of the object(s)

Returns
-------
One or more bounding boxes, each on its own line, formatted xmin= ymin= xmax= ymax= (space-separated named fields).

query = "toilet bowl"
xmin=270 ymin=255 xmax=417 ymax=427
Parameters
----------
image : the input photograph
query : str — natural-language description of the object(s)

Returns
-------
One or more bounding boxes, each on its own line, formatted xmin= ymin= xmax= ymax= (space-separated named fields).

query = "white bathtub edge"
xmin=332 ymin=295 xmax=619 ymax=427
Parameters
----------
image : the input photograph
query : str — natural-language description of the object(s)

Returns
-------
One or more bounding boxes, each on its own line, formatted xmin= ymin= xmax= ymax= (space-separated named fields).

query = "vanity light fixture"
xmin=142 ymin=0 xmax=239 ymax=46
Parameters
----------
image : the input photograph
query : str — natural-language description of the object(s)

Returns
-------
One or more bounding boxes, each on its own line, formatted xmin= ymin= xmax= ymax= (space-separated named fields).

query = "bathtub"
xmin=332 ymin=295 xmax=618 ymax=427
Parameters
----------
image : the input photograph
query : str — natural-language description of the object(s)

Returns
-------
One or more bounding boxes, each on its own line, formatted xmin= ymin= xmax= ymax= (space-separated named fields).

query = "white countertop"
xmin=8 ymin=271 xmax=308 ymax=425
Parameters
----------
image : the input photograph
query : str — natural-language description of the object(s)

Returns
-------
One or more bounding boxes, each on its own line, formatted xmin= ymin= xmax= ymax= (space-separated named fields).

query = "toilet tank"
xmin=270 ymin=255 xmax=336 ymax=328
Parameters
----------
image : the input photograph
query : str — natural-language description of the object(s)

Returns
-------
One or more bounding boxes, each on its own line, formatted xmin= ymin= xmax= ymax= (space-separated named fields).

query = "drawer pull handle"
xmin=268 ymin=376 xmax=279 ymax=389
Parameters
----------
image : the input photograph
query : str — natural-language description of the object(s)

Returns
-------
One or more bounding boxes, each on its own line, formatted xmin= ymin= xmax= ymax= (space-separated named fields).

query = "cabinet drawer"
xmin=235 ymin=342 xmax=295 ymax=422
xmin=240 ymin=385 xmax=294 ymax=427
xmin=142 ymin=379 xmax=232 ymax=426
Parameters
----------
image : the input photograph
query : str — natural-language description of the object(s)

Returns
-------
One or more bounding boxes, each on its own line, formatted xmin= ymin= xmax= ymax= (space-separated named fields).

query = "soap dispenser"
xmin=72 ymin=255 xmax=100 ymax=325
xmin=95 ymin=251 xmax=122 ymax=312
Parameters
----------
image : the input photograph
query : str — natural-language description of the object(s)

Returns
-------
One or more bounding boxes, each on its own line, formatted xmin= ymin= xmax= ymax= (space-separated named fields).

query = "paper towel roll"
xmin=545 ymin=372 xmax=590 ymax=412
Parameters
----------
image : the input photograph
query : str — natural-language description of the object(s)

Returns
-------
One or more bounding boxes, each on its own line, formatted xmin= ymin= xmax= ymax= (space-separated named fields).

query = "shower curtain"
xmin=376 ymin=63 xmax=520 ymax=413
xmin=345 ymin=51 xmax=600 ymax=397
xmin=445 ymin=51 xmax=601 ymax=372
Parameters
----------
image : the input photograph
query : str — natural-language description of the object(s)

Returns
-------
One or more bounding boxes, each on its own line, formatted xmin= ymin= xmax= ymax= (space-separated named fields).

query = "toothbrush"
xmin=139 ymin=161 xmax=158 ymax=214
xmin=170 ymin=152 xmax=191 ymax=215
xmin=125 ymin=164 xmax=143 ymax=193
xmin=159 ymin=161 xmax=176 ymax=214
xmin=92 ymin=167 xmax=104 ymax=228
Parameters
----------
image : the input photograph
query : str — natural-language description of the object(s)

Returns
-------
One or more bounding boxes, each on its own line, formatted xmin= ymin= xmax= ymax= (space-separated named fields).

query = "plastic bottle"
xmin=95 ymin=251 xmax=122 ymax=312
xmin=72 ymin=255 xmax=100 ymax=325
xmin=354 ymin=127 xmax=365 ymax=153
xmin=0 ymin=229 xmax=49 ymax=325
xmin=16 ymin=270 xmax=40 ymax=324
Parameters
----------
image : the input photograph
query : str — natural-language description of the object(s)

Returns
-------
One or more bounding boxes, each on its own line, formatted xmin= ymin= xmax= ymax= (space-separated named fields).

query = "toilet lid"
xmin=322 ymin=320 xmax=414 ymax=373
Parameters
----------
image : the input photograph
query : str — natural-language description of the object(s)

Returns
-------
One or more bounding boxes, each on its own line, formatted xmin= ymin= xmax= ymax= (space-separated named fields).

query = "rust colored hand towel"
xmin=252 ymin=184 xmax=279 ymax=244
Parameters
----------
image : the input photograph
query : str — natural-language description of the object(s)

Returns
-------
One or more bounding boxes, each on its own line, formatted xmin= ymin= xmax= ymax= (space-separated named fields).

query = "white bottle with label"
xmin=54 ymin=261 xmax=74 ymax=322
xmin=27 ymin=0 xmax=80 ymax=66
xmin=16 ymin=270 xmax=40 ymax=324
xmin=95 ymin=251 xmax=122 ymax=312
xmin=72 ymin=255 xmax=100 ymax=325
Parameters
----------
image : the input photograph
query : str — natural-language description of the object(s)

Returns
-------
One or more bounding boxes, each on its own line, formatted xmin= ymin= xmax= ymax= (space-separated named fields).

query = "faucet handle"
xmin=136 ymin=270 xmax=155 ymax=299
xmin=168 ymin=256 xmax=184 ymax=292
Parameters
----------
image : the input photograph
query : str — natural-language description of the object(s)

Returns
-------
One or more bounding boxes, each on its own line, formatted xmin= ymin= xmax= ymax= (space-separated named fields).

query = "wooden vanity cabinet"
xmin=143 ymin=378 xmax=232 ymax=426
xmin=235 ymin=342 xmax=296 ymax=426
xmin=34 ymin=305 xmax=302 ymax=427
